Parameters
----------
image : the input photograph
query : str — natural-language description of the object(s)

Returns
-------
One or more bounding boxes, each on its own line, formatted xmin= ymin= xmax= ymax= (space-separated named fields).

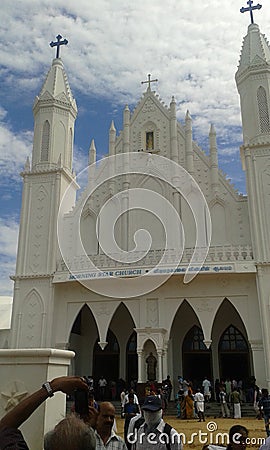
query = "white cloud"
xmin=0 ymin=108 xmax=32 ymax=184
xmin=0 ymin=218 xmax=19 ymax=296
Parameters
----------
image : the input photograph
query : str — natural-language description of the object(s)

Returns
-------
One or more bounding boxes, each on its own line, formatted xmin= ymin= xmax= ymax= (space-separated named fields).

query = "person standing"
xmin=98 ymin=375 xmax=107 ymax=401
xmin=194 ymin=388 xmax=205 ymax=422
xmin=202 ymin=377 xmax=211 ymax=402
xmin=219 ymin=386 xmax=230 ymax=418
xmin=129 ymin=395 xmax=182 ymax=449
xmin=231 ymin=388 xmax=241 ymax=419
xmin=124 ymin=394 xmax=140 ymax=449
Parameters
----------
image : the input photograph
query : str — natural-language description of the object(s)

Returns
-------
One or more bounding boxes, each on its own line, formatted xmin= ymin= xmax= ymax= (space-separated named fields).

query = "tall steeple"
xmin=12 ymin=45 xmax=78 ymax=350
xmin=32 ymin=57 xmax=77 ymax=171
xmin=236 ymin=22 xmax=270 ymax=145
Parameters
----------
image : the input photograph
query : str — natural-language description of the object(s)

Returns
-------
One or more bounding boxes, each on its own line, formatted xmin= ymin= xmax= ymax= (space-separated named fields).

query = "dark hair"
xmin=228 ymin=425 xmax=248 ymax=449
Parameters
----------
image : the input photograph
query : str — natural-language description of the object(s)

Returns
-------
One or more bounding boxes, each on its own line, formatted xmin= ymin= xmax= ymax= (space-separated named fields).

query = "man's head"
xmin=96 ymin=402 xmax=115 ymax=437
xmin=128 ymin=393 xmax=134 ymax=403
xmin=141 ymin=395 xmax=162 ymax=427
xmin=44 ymin=415 xmax=96 ymax=450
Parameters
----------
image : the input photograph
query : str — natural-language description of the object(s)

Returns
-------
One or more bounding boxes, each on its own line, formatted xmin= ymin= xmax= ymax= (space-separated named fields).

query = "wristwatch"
xmin=42 ymin=381 xmax=54 ymax=397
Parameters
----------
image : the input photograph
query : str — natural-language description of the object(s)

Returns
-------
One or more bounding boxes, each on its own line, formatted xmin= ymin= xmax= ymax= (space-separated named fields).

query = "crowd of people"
xmin=1 ymin=374 xmax=270 ymax=449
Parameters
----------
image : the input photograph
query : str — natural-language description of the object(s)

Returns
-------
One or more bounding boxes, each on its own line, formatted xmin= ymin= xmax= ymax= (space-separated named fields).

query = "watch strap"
xmin=42 ymin=381 xmax=54 ymax=397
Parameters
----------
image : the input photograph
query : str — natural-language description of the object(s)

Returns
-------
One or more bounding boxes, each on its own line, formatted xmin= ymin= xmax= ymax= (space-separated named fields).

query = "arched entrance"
xmin=219 ymin=325 xmax=250 ymax=381
xmin=93 ymin=329 xmax=119 ymax=383
xmin=126 ymin=331 xmax=138 ymax=385
xmin=182 ymin=325 xmax=212 ymax=388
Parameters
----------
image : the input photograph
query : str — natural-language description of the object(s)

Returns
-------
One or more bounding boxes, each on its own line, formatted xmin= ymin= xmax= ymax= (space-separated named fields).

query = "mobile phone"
xmin=74 ymin=389 xmax=89 ymax=416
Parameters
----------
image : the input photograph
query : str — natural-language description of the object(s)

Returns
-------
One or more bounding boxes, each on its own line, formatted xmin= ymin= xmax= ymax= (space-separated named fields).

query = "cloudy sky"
xmin=0 ymin=0 xmax=270 ymax=296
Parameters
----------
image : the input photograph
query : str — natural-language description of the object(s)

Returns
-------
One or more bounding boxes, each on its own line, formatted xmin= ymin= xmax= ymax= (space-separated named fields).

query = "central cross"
xmin=50 ymin=34 xmax=68 ymax=58
xmin=141 ymin=74 xmax=158 ymax=90
xmin=240 ymin=0 xmax=262 ymax=24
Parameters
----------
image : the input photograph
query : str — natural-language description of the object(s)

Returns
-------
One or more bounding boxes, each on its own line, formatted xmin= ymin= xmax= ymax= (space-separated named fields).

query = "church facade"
xmin=4 ymin=20 xmax=270 ymax=396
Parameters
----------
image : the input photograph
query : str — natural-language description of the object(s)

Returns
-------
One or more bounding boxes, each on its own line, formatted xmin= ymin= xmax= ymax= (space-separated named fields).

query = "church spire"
xmin=236 ymin=21 xmax=270 ymax=145
xmin=32 ymin=56 xmax=77 ymax=171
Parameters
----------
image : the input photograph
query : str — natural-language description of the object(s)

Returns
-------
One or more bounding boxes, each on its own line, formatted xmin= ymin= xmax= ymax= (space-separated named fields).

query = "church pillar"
xmin=163 ymin=345 xmax=168 ymax=380
xmin=137 ymin=350 xmax=143 ymax=383
xmin=249 ymin=339 xmax=266 ymax=388
xmin=157 ymin=350 xmax=163 ymax=383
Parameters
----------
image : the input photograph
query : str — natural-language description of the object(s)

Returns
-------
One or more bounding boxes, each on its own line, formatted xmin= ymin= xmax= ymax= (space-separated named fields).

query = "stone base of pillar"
xmin=0 ymin=348 xmax=74 ymax=450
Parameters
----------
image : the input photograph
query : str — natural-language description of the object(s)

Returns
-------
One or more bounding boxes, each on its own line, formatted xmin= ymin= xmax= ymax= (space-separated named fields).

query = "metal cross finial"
xmin=240 ymin=0 xmax=262 ymax=24
xmin=50 ymin=34 xmax=68 ymax=58
xmin=141 ymin=74 xmax=158 ymax=90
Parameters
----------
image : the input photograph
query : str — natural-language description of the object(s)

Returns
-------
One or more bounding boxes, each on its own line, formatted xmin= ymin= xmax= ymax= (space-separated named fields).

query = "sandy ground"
xmin=115 ymin=416 xmax=267 ymax=449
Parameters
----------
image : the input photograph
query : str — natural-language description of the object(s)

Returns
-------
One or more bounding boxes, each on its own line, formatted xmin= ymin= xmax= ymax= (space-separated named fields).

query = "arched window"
xmin=41 ymin=121 xmax=50 ymax=161
xmin=219 ymin=325 xmax=248 ymax=352
xmin=257 ymin=86 xmax=270 ymax=133
xmin=183 ymin=325 xmax=208 ymax=351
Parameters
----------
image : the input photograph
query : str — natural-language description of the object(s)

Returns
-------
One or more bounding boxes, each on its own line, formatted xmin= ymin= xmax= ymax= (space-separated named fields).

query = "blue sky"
xmin=1 ymin=0 xmax=270 ymax=296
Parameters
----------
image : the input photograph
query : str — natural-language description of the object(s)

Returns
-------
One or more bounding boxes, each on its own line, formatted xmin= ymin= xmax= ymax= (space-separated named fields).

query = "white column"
xmin=157 ymin=350 xmax=163 ymax=383
xmin=137 ymin=350 xmax=143 ymax=383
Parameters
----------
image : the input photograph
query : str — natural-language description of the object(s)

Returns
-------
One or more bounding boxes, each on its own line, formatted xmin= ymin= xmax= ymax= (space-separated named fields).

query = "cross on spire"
xmin=240 ymin=0 xmax=262 ymax=24
xmin=50 ymin=34 xmax=68 ymax=58
xmin=141 ymin=74 xmax=158 ymax=91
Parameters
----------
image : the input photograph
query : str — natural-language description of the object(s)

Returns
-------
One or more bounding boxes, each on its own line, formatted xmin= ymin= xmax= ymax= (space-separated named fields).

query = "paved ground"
xmin=115 ymin=416 xmax=267 ymax=449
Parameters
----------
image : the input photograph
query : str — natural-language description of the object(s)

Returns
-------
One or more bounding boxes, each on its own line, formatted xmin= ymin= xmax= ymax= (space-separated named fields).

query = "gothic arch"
xmin=170 ymin=299 xmax=201 ymax=380
xmin=68 ymin=304 xmax=99 ymax=377
xmin=218 ymin=325 xmax=250 ymax=380
xmin=211 ymin=298 xmax=251 ymax=381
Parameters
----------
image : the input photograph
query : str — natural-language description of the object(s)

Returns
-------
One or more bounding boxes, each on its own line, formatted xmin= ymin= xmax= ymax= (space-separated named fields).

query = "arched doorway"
xmin=219 ymin=325 xmax=250 ymax=381
xmin=182 ymin=325 xmax=212 ymax=388
xmin=126 ymin=331 xmax=138 ymax=385
xmin=93 ymin=329 xmax=119 ymax=383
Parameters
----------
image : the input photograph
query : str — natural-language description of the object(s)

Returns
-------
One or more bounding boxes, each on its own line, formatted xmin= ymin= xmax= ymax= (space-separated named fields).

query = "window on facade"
xmin=183 ymin=325 xmax=208 ymax=351
xmin=146 ymin=131 xmax=154 ymax=150
xmin=257 ymin=86 xmax=270 ymax=133
xmin=41 ymin=121 xmax=50 ymax=161
xmin=219 ymin=325 xmax=248 ymax=351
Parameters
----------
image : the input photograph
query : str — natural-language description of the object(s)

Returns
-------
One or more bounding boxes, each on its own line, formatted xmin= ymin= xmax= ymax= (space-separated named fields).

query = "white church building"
xmin=1 ymin=13 xmax=270 ymax=448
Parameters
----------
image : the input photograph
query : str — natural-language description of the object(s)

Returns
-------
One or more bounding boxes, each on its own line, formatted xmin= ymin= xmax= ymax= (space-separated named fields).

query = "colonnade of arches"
xmin=69 ymin=298 xmax=252 ymax=387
